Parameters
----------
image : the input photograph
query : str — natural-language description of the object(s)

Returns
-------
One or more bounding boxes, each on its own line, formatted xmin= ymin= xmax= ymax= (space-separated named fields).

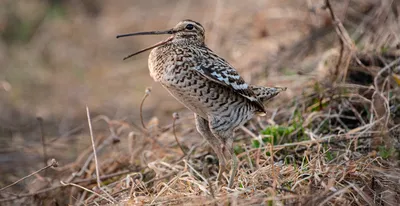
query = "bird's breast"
xmin=148 ymin=47 xmax=168 ymax=81
xmin=148 ymin=46 xmax=196 ymax=82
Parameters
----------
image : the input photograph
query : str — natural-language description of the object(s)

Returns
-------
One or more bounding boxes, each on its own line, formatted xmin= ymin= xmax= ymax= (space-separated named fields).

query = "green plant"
xmin=378 ymin=146 xmax=395 ymax=159
xmin=234 ymin=145 xmax=244 ymax=155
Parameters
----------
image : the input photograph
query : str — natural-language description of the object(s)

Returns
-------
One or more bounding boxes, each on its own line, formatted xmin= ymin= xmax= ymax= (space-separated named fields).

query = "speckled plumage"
xmin=119 ymin=19 xmax=285 ymax=184
xmin=149 ymin=41 xmax=266 ymax=121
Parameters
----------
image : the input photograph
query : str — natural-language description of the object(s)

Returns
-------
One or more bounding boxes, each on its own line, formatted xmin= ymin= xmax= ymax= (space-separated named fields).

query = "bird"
xmin=117 ymin=19 xmax=285 ymax=187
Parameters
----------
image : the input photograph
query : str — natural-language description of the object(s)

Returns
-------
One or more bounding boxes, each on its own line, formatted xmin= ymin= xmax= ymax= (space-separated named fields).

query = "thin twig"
xmin=86 ymin=106 xmax=101 ymax=189
xmin=240 ymin=129 xmax=377 ymax=157
xmin=150 ymin=175 xmax=180 ymax=205
xmin=183 ymin=159 xmax=208 ymax=183
xmin=140 ymin=87 xmax=152 ymax=130
xmin=374 ymin=57 xmax=400 ymax=90
xmin=86 ymin=106 xmax=116 ymax=204
xmin=73 ymin=170 xmax=132 ymax=184
xmin=206 ymin=177 xmax=216 ymax=198
xmin=325 ymin=0 xmax=353 ymax=82
xmin=317 ymin=185 xmax=352 ymax=206
xmin=60 ymin=181 xmax=114 ymax=204
xmin=76 ymin=190 xmax=87 ymax=206
xmin=269 ymin=141 xmax=277 ymax=196
xmin=0 ymin=169 xmax=132 ymax=203
xmin=0 ymin=159 xmax=58 ymax=192
xmin=240 ymin=126 xmax=258 ymax=139
xmin=0 ymin=186 xmax=61 ymax=203
xmin=172 ymin=112 xmax=186 ymax=155
xmin=243 ymin=144 xmax=254 ymax=172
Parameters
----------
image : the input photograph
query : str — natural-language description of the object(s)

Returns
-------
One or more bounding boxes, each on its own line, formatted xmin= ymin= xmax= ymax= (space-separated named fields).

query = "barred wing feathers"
xmin=192 ymin=48 xmax=266 ymax=114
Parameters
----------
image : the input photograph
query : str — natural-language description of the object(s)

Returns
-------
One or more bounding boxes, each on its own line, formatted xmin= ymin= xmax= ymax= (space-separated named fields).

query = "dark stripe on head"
xmin=182 ymin=19 xmax=203 ymax=28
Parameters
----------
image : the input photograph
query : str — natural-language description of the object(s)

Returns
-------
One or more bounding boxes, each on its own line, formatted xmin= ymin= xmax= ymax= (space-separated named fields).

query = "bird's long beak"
xmin=116 ymin=29 xmax=174 ymax=60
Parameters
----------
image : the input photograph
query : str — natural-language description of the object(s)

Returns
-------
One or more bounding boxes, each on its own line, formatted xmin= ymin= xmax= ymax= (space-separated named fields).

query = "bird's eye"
xmin=185 ymin=24 xmax=194 ymax=30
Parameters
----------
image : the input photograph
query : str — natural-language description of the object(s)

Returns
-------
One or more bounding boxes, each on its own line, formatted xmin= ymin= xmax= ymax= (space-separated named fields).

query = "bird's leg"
xmin=194 ymin=114 xmax=226 ymax=181
xmin=209 ymin=118 xmax=237 ymax=187
xmin=228 ymin=153 xmax=238 ymax=189
xmin=195 ymin=114 xmax=239 ymax=186
xmin=216 ymin=153 xmax=227 ymax=181
xmin=216 ymin=143 xmax=228 ymax=182
xmin=222 ymin=138 xmax=238 ymax=188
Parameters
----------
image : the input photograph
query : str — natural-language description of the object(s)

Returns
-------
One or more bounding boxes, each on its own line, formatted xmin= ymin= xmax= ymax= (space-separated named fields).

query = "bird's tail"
xmin=251 ymin=86 xmax=286 ymax=103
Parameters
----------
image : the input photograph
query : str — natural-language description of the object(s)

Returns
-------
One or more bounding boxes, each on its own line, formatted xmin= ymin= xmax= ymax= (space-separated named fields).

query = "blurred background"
xmin=1 ymin=0 xmax=397 ymax=192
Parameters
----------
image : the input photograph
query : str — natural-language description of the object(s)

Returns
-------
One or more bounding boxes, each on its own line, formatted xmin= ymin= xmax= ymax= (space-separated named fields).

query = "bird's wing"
xmin=192 ymin=47 xmax=266 ymax=113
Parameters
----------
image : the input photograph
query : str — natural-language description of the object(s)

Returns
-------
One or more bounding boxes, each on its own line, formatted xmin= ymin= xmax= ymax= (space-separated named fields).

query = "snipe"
xmin=117 ymin=20 xmax=285 ymax=187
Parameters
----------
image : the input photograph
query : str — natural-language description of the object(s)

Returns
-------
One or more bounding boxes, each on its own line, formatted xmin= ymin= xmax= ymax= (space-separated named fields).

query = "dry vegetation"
xmin=1 ymin=0 xmax=400 ymax=205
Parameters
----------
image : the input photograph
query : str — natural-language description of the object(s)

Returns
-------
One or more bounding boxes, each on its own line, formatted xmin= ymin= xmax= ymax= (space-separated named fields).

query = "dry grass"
xmin=1 ymin=0 xmax=400 ymax=205
xmin=2 ymin=49 xmax=399 ymax=205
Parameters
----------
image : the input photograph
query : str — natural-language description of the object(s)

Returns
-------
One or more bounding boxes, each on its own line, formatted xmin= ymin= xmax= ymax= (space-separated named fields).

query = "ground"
xmin=0 ymin=0 xmax=399 ymax=205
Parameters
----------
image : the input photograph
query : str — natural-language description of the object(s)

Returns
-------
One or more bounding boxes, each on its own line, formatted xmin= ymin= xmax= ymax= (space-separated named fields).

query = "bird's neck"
xmin=148 ymin=44 xmax=174 ymax=81
xmin=171 ymin=37 xmax=204 ymax=46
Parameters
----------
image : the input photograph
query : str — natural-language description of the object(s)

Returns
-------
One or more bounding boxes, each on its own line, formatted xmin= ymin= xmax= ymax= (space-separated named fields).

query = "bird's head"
xmin=170 ymin=20 xmax=205 ymax=44
xmin=117 ymin=20 xmax=205 ymax=60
